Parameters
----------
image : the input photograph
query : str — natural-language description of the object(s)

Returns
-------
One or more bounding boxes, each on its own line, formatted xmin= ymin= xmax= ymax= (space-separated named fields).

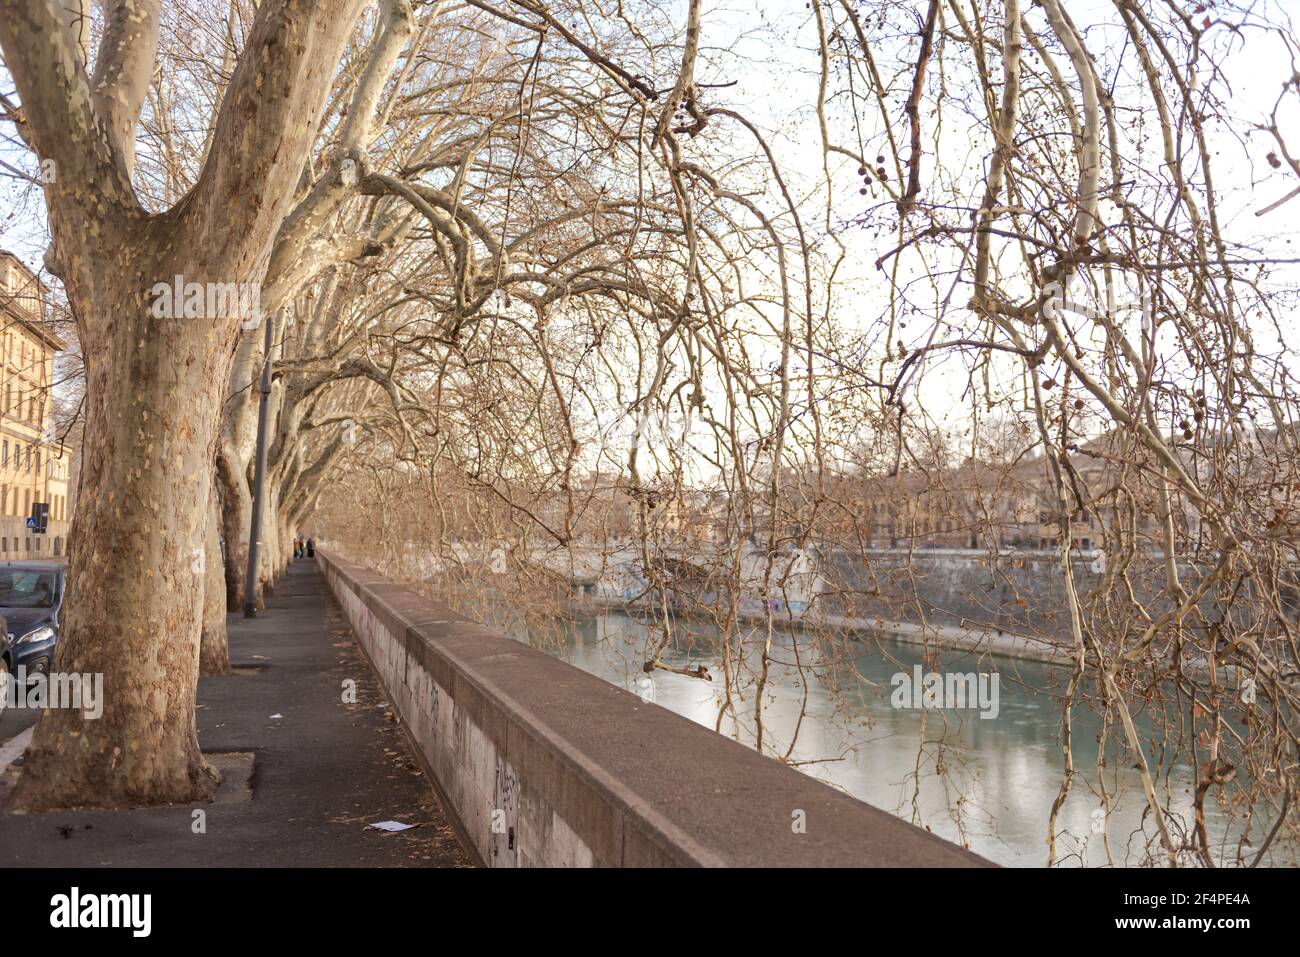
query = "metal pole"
xmin=243 ymin=311 xmax=275 ymax=618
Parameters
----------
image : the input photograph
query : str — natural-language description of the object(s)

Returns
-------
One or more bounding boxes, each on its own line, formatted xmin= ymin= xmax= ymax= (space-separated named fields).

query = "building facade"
xmin=0 ymin=251 xmax=70 ymax=559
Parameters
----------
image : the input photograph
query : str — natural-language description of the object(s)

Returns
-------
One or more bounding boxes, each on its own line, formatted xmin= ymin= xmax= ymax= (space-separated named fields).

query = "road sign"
xmin=28 ymin=502 xmax=49 ymax=534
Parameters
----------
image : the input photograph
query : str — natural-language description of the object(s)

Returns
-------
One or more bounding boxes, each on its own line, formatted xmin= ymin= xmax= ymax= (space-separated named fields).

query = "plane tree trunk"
xmin=19 ymin=260 xmax=233 ymax=805
xmin=216 ymin=443 xmax=252 ymax=611
xmin=200 ymin=487 xmax=230 ymax=676
xmin=216 ymin=328 xmax=263 ymax=611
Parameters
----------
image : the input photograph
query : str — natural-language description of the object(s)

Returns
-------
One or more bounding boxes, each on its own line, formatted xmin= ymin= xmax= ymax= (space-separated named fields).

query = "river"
xmin=503 ymin=608 xmax=1246 ymax=867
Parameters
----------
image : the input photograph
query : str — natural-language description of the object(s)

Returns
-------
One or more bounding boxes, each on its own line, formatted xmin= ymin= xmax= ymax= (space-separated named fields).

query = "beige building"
xmin=0 ymin=250 xmax=70 ymax=559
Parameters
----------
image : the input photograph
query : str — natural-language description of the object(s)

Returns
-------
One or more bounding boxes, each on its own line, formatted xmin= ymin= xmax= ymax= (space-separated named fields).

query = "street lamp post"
xmin=243 ymin=311 xmax=275 ymax=618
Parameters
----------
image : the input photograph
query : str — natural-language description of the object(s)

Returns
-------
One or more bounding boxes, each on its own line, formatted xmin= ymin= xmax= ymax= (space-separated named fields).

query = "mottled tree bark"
xmin=216 ymin=444 xmax=250 ymax=612
xmin=200 ymin=487 xmax=230 ymax=676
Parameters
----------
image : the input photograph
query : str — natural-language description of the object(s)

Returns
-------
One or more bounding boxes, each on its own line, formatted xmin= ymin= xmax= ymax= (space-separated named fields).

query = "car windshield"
xmin=0 ymin=571 xmax=58 ymax=608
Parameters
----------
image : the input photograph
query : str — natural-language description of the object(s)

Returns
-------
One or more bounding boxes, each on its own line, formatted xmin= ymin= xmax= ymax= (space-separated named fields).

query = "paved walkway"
xmin=0 ymin=561 xmax=470 ymax=867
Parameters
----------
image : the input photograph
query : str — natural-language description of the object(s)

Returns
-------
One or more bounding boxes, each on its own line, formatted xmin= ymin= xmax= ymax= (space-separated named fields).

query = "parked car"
xmin=0 ymin=626 xmax=10 ymax=718
xmin=0 ymin=562 xmax=64 ymax=682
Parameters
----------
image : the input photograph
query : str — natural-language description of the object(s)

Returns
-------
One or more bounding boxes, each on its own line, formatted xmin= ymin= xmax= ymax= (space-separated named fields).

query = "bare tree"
xmin=0 ymin=0 xmax=371 ymax=807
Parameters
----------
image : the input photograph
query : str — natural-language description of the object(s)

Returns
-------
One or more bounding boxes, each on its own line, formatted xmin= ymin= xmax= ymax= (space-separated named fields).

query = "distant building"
xmin=825 ymin=447 xmax=1155 ymax=553
xmin=0 ymin=251 xmax=70 ymax=558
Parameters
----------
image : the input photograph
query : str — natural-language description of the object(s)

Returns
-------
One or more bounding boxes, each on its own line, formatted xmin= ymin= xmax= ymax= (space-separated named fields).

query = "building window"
xmin=53 ymin=536 xmax=62 ymax=556
xmin=2 ymin=440 xmax=7 ymax=467
xmin=25 ymin=537 xmax=30 ymax=552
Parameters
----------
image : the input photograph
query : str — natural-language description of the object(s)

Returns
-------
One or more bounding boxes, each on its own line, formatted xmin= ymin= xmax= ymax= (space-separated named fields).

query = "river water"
xmin=511 ymin=609 xmax=1244 ymax=867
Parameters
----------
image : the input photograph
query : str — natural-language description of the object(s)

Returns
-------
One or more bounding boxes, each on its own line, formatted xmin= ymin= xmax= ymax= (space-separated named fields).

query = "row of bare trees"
xmin=308 ymin=0 xmax=1300 ymax=866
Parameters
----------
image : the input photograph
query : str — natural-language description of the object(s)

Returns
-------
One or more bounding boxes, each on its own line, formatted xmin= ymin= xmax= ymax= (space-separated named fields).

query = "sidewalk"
xmin=0 ymin=561 xmax=470 ymax=867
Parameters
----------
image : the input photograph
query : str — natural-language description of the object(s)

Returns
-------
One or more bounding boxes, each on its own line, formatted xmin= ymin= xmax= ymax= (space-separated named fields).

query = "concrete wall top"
xmin=319 ymin=549 xmax=991 ymax=868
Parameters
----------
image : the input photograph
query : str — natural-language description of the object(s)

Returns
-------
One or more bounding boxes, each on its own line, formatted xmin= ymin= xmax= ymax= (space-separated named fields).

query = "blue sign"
xmin=24 ymin=517 xmax=35 ymax=528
